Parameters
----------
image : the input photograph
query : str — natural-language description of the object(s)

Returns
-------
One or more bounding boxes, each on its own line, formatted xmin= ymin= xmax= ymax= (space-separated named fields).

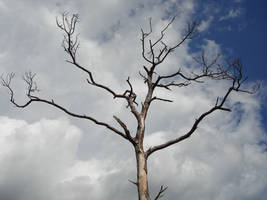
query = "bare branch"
xmin=126 ymin=77 xmax=134 ymax=97
xmin=152 ymin=52 xmax=258 ymax=94
xmin=150 ymin=96 xmax=173 ymax=103
xmin=154 ymin=185 xmax=168 ymax=200
xmin=156 ymin=81 xmax=191 ymax=90
xmin=128 ymin=179 xmax=138 ymax=187
xmin=139 ymin=71 xmax=148 ymax=83
xmin=27 ymin=99 xmax=129 ymax=141
xmin=146 ymin=104 xmax=229 ymax=157
xmin=146 ymin=61 xmax=257 ymax=157
xmin=22 ymin=71 xmax=40 ymax=96
xmin=151 ymin=16 xmax=175 ymax=49
xmin=123 ymin=77 xmax=138 ymax=106
xmin=158 ymin=21 xmax=197 ymax=64
xmin=140 ymin=17 xmax=197 ymax=69
xmin=1 ymin=73 xmax=16 ymax=103
xmin=141 ymin=18 xmax=153 ymax=64
xmin=113 ymin=115 xmax=136 ymax=144
xmin=57 ymin=13 xmax=129 ymax=102
xmin=36 ymin=98 xmax=129 ymax=140
xmin=1 ymin=73 xmax=131 ymax=142
xmin=147 ymin=16 xmax=176 ymax=61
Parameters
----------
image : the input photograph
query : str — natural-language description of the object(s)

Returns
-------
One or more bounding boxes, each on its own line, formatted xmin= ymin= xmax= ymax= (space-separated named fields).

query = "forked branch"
xmin=141 ymin=17 xmax=197 ymax=69
xmin=1 ymin=73 xmax=132 ymax=142
xmin=154 ymin=185 xmax=168 ymax=200
xmin=146 ymin=59 xmax=259 ymax=157
xmin=57 ymin=13 xmax=138 ymax=105
xmin=152 ymin=53 xmax=228 ymax=91
xmin=2 ymin=13 xmax=142 ymax=145
xmin=56 ymin=13 xmax=141 ymax=124
xmin=113 ymin=115 xmax=136 ymax=144
xmin=139 ymin=18 xmax=198 ymax=120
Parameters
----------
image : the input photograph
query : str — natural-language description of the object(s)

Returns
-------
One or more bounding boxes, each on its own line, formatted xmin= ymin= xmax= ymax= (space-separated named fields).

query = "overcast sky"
xmin=0 ymin=0 xmax=267 ymax=200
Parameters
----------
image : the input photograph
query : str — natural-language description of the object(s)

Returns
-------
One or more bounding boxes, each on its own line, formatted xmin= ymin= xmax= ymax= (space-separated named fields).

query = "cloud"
xmin=0 ymin=117 xmax=136 ymax=200
xmin=201 ymin=39 xmax=221 ymax=61
xmin=1 ymin=89 xmax=267 ymax=200
xmin=147 ymin=95 xmax=267 ymax=199
xmin=220 ymin=8 xmax=243 ymax=21
xmin=0 ymin=117 xmax=82 ymax=200
xmin=198 ymin=16 xmax=213 ymax=32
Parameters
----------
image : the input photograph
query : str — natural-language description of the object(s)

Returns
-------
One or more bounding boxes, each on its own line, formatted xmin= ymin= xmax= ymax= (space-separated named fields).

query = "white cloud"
xmin=0 ymin=117 xmax=82 ymax=200
xmin=220 ymin=8 xmax=243 ymax=21
xmin=0 ymin=117 xmax=136 ymax=200
xmin=148 ymin=104 xmax=267 ymax=199
xmin=198 ymin=16 xmax=213 ymax=32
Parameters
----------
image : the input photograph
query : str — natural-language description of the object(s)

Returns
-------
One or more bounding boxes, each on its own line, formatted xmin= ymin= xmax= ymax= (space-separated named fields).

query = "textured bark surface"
xmin=136 ymin=150 xmax=150 ymax=200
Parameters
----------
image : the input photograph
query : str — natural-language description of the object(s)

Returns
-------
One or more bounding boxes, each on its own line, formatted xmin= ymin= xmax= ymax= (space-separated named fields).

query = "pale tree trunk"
xmin=136 ymin=148 xmax=151 ymax=200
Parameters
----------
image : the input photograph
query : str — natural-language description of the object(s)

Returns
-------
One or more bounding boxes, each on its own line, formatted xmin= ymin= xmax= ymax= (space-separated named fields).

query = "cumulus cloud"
xmin=0 ymin=117 xmax=136 ymax=200
xmin=147 ymin=91 xmax=267 ymax=200
xmin=0 ymin=0 xmax=266 ymax=200
xmin=0 ymin=117 xmax=82 ymax=200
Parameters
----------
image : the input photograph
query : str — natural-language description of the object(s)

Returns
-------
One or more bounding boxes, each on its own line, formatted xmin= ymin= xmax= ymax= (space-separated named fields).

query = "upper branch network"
xmin=137 ymin=17 xmax=259 ymax=158
xmin=1 ymin=13 xmax=141 ymax=145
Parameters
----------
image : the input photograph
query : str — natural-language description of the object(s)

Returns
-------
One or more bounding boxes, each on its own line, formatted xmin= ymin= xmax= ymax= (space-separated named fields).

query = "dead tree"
xmin=1 ymin=13 xmax=259 ymax=200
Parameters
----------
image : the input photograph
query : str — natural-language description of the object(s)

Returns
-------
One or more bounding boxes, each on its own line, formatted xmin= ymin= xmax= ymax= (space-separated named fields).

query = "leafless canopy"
xmin=1 ymin=13 xmax=259 ymax=200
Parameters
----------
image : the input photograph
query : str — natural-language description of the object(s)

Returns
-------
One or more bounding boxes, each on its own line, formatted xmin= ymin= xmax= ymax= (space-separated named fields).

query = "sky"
xmin=0 ymin=0 xmax=267 ymax=200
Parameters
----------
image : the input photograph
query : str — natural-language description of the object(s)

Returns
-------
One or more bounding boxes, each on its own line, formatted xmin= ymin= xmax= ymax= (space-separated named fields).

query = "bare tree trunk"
xmin=136 ymin=148 xmax=151 ymax=200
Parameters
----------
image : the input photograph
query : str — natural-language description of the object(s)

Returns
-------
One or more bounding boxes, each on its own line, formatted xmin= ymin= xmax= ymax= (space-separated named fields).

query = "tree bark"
xmin=136 ymin=148 xmax=150 ymax=200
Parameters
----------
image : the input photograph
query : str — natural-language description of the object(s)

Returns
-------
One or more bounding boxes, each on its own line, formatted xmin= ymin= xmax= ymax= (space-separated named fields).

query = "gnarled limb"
xmin=146 ymin=59 xmax=259 ymax=157
xmin=57 ymin=13 xmax=134 ymax=103
xmin=1 ymin=72 xmax=132 ymax=142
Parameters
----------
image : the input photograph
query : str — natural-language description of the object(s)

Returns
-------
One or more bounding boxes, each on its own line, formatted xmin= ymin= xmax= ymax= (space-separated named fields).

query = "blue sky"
xmin=217 ymin=0 xmax=267 ymax=128
xmin=206 ymin=0 xmax=267 ymax=81
xmin=195 ymin=0 xmax=267 ymax=130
